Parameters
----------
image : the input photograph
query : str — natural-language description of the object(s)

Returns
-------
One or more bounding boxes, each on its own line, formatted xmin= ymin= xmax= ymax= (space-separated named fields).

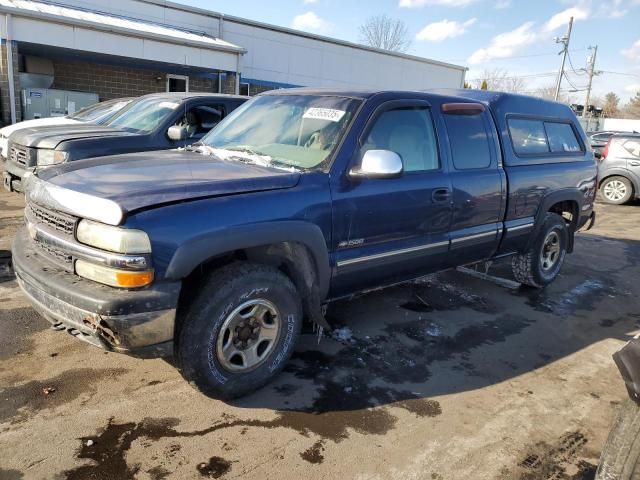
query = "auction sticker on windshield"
xmin=303 ymin=108 xmax=346 ymax=122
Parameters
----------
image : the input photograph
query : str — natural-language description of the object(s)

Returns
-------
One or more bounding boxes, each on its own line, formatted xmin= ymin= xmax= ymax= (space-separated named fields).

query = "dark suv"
xmin=597 ymin=133 xmax=640 ymax=204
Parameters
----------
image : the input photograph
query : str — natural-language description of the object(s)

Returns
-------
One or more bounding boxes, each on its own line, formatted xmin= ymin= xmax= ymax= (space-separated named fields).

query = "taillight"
xmin=601 ymin=140 xmax=611 ymax=160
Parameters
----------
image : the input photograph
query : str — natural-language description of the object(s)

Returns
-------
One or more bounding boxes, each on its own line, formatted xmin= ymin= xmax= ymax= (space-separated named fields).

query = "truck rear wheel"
xmin=177 ymin=262 xmax=302 ymax=400
xmin=511 ymin=212 xmax=568 ymax=288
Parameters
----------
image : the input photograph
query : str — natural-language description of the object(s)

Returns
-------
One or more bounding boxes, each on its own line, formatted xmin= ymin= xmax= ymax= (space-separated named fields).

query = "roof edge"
xmin=0 ymin=4 xmax=247 ymax=55
xmin=138 ymin=0 xmax=467 ymax=71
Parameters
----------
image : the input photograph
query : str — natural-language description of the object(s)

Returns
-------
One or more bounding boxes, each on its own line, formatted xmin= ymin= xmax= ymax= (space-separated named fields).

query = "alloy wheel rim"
xmin=603 ymin=180 xmax=627 ymax=201
xmin=540 ymin=231 xmax=561 ymax=272
xmin=216 ymin=299 xmax=280 ymax=372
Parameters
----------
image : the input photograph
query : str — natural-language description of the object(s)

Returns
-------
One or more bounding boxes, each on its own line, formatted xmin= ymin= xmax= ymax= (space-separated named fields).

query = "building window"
xmin=240 ymin=83 xmax=250 ymax=96
xmin=167 ymin=74 xmax=189 ymax=92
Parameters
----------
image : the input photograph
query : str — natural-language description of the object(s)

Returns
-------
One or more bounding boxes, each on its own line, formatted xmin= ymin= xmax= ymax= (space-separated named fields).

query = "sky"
xmin=178 ymin=0 xmax=640 ymax=104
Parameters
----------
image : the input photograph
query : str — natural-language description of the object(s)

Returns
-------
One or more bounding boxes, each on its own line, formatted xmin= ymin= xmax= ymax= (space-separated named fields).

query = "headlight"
xmin=37 ymin=149 xmax=69 ymax=166
xmin=76 ymin=219 xmax=151 ymax=254
xmin=75 ymin=259 xmax=154 ymax=288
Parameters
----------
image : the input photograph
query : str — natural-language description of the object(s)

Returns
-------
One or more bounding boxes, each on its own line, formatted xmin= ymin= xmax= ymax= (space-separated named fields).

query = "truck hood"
xmin=0 ymin=117 xmax=81 ymax=138
xmin=29 ymin=150 xmax=301 ymax=225
xmin=11 ymin=124 xmax=136 ymax=149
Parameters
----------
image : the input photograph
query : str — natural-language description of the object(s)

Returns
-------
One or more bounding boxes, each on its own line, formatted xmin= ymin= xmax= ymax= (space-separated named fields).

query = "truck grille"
xmin=9 ymin=144 xmax=30 ymax=166
xmin=34 ymin=237 xmax=73 ymax=266
xmin=29 ymin=203 xmax=77 ymax=236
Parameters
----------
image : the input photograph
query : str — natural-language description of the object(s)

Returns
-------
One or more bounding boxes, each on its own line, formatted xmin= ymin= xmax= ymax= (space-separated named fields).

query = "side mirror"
xmin=349 ymin=150 xmax=403 ymax=179
xmin=167 ymin=125 xmax=188 ymax=141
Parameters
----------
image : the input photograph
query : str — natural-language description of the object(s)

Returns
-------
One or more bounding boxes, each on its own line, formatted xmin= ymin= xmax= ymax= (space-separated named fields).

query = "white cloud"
xmin=622 ymin=40 xmax=640 ymax=62
xmin=468 ymin=22 xmax=537 ymax=64
xmin=416 ymin=18 xmax=477 ymax=42
xmin=494 ymin=0 xmax=511 ymax=8
xmin=399 ymin=0 xmax=477 ymax=7
xmin=303 ymin=0 xmax=318 ymax=3
xmin=625 ymin=83 xmax=640 ymax=93
xmin=292 ymin=11 xmax=327 ymax=32
xmin=544 ymin=6 xmax=590 ymax=32
xmin=597 ymin=0 xmax=640 ymax=18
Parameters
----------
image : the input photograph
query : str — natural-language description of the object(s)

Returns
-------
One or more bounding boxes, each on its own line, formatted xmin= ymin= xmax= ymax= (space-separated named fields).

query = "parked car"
xmin=12 ymin=88 xmax=597 ymax=399
xmin=596 ymin=337 xmax=640 ymax=479
xmin=589 ymin=131 xmax=625 ymax=157
xmin=597 ymin=133 xmax=640 ymax=204
xmin=0 ymin=97 xmax=132 ymax=161
xmin=3 ymin=92 xmax=247 ymax=192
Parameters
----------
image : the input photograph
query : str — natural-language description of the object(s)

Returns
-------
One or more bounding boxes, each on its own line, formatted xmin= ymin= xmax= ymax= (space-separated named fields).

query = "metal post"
xmin=583 ymin=45 xmax=598 ymax=119
xmin=235 ymin=53 xmax=240 ymax=95
xmin=554 ymin=16 xmax=573 ymax=102
xmin=5 ymin=14 xmax=16 ymax=124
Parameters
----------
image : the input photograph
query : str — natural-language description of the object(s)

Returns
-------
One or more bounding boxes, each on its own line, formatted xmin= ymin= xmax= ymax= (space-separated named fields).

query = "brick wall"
xmin=0 ymin=41 xmax=22 ymax=126
xmin=50 ymin=59 xmax=221 ymax=100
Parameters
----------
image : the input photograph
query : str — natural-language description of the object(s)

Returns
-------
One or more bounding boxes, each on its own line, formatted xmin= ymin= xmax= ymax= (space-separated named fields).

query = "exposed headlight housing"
xmin=76 ymin=219 xmax=152 ymax=254
xmin=37 ymin=149 xmax=69 ymax=166
xmin=75 ymin=259 xmax=154 ymax=288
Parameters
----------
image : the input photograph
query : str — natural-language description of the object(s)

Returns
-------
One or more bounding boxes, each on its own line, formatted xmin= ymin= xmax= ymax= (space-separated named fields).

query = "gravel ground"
xmin=0 ymin=188 xmax=638 ymax=480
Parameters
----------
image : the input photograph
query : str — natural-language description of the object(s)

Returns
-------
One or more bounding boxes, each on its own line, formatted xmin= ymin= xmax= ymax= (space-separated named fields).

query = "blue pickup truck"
xmin=12 ymin=88 xmax=597 ymax=399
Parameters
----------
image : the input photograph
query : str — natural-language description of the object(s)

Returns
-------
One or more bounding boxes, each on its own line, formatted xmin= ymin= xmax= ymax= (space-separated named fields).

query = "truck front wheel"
xmin=511 ymin=212 xmax=568 ymax=288
xmin=177 ymin=262 xmax=302 ymax=400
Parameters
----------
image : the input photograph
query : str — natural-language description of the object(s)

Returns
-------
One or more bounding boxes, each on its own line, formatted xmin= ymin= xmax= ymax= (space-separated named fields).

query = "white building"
xmin=0 ymin=0 xmax=467 ymax=124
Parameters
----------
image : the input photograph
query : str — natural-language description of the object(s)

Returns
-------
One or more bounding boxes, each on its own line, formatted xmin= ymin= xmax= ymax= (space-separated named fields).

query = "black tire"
xmin=596 ymin=399 xmax=640 ymax=480
xmin=177 ymin=262 xmax=302 ymax=400
xmin=600 ymin=176 xmax=634 ymax=205
xmin=511 ymin=212 xmax=568 ymax=288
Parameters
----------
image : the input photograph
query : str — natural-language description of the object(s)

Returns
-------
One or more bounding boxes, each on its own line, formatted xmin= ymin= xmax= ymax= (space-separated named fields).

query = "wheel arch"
xmin=166 ymin=221 xmax=332 ymax=329
xmin=527 ymin=189 xmax=583 ymax=254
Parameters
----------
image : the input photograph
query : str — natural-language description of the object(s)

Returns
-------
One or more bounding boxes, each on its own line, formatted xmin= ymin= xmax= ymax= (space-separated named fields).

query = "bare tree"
xmin=532 ymin=84 xmax=577 ymax=104
xmin=359 ymin=15 xmax=411 ymax=53
xmin=472 ymin=69 xmax=527 ymax=93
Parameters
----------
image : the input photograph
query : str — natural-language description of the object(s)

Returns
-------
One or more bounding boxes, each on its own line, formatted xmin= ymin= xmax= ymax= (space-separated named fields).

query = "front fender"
xmin=164 ymin=221 xmax=331 ymax=299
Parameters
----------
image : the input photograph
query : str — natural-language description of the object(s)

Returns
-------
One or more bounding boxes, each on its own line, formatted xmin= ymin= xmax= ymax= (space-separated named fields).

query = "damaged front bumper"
xmin=614 ymin=337 xmax=640 ymax=404
xmin=12 ymin=228 xmax=181 ymax=358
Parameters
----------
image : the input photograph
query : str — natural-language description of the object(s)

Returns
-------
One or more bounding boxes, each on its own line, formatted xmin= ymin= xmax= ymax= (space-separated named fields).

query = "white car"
xmin=0 ymin=97 xmax=132 ymax=160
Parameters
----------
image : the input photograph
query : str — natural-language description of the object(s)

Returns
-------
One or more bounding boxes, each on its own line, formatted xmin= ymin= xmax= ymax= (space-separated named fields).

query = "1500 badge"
xmin=338 ymin=238 xmax=364 ymax=248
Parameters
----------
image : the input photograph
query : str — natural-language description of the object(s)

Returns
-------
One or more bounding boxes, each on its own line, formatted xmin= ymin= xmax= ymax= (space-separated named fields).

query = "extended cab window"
xmin=544 ymin=122 xmax=582 ymax=153
xmin=443 ymin=111 xmax=491 ymax=170
xmin=362 ymin=107 xmax=439 ymax=172
xmin=508 ymin=118 xmax=549 ymax=155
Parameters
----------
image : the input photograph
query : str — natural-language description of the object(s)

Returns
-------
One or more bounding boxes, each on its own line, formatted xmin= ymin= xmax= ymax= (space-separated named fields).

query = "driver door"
xmin=329 ymin=100 xmax=453 ymax=297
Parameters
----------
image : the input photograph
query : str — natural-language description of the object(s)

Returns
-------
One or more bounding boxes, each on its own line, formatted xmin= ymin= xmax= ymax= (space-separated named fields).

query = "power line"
xmin=566 ymin=51 xmax=586 ymax=76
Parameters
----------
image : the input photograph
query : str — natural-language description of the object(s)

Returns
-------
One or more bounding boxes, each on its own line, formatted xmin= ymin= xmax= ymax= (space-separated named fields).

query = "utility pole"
xmin=554 ymin=16 xmax=573 ymax=101
xmin=583 ymin=45 xmax=599 ymax=118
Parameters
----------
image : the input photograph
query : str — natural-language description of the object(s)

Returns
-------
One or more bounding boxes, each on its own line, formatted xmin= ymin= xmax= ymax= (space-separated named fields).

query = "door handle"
xmin=630 ymin=161 xmax=640 ymax=167
xmin=432 ymin=188 xmax=451 ymax=202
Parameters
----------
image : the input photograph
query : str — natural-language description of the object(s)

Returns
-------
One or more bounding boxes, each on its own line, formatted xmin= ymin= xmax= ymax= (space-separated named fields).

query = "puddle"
xmin=196 ymin=456 xmax=232 ymax=478
xmin=525 ymin=280 xmax=614 ymax=317
xmin=300 ymin=440 xmax=325 ymax=464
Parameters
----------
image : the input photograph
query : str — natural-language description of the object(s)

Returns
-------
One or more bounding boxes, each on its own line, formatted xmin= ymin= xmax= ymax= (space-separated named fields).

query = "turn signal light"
xmin=76 ymin=260 xmax=154 ymax=288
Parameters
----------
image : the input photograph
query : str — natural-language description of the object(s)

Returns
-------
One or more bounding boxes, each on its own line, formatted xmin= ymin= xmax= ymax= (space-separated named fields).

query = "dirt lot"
xmin=1 ymin=188 xmax=638 ymax=480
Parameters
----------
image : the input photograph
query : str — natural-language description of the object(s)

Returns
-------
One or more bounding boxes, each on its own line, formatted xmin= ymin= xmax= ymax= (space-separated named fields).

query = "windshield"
xmin=200 ymin=95 xmax=361 ymax=170
xmin=68 ymin=99 xmax=130 ymax=124
xmin=105 ymin=97 xmax=181 ymax=133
